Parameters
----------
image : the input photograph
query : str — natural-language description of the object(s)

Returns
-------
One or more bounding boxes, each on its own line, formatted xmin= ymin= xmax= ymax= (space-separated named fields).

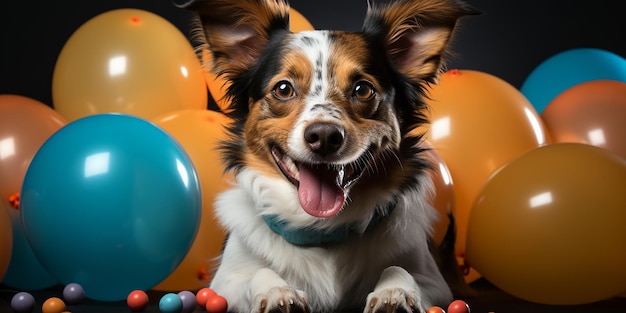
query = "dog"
xmin=175 ymin=0 xmax=477 ymax=312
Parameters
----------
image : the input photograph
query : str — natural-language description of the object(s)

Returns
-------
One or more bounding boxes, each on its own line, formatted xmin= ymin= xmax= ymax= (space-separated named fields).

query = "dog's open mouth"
xmin=271 ymin=146 xmax=364 ymax=218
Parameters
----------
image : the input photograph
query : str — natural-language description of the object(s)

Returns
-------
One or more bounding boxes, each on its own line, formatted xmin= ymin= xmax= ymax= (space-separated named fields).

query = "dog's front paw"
xmin=364 ymin=288 xmax=423 ymax=313
xmin=252 ymin=286 xmax=310 ymax=313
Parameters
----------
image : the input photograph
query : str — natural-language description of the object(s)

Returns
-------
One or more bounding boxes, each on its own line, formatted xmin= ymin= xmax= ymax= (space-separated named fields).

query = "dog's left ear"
xmin=363 ymin=0 xmax=479 ymax=83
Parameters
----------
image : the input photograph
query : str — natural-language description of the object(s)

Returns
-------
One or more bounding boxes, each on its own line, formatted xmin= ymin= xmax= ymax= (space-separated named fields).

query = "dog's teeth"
xmin=336 ymin=164 xmax=346 ymax=185
xmin=283 ymin=156 xmax=298 ymax=176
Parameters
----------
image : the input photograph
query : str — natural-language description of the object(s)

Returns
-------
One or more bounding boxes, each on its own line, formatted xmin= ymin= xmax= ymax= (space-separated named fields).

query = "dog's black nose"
xmin=304 ymin=122 xmax=345 ymax=156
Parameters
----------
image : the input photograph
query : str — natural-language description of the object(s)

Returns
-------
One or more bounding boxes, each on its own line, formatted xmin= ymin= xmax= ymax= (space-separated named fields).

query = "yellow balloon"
xmin=466 ymin=143 xmax=626 ymax=305
xmin=415 ymin=69 xmax=551 ymax=269
xmin=205 ymin=8 xmax=314 ymax=113
xmin=53 ymin=9 xmax=207 ymax=121
xmin=151 ymin=109 xmax=231 ymax=291
xmin=0 ymin=201 xmax=12 ymax=282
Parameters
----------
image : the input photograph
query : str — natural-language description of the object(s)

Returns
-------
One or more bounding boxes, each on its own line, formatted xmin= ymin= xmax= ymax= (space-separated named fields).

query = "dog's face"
xmin=246 ymin=30 xmax=404 ymax=218
xmin=180 ymin=0 xmax=476 ymax=218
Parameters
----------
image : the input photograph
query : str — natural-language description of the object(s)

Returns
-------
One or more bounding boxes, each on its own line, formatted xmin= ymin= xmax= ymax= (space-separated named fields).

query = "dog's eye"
xmin=272 ymin=81 xmax=296 ymax=100
xmin=353 ymin=81 xmax=376 ymax=100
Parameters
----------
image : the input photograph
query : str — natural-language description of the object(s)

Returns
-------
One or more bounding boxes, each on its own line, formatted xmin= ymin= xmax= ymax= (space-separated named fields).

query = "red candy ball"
xmin=448 ymin=300 xmax=470 ymax=313
xmin=127 ymin=290 xmax=149 ymax=312
xmin=196 ymin=287 xmax=217 ymax=307
xmin=205 ymin=295 xmax=228 ymax=313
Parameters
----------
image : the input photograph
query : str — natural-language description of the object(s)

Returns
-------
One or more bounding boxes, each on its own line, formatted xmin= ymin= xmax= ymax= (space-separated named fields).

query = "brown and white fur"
xmin=176 ymin=0 xmax=477 ymax=312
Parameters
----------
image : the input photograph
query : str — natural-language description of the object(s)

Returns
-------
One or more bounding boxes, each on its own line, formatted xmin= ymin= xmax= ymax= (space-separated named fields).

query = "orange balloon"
xmin=542 ymin=80 xmax=626 ymax=159
xmin=466 ymin=143 xmax=626 ymax=305
xmin=151 ymin=109 xmax=231 ymax=291
xmin=422 ymin=144 xmax=454 ymax=246
xmin=423 ymin=145 xmax=481 ymax=284
xmin=0 ymin=95 xmax=67 ymax=202
xmin=0 ymin=202 xmax=12 ymax=282
xmin=415 ymin=69 xmax=551 ymax=266
xmin=204 ymin=8 xmax=314 ymax=113
xmin=0 ymin=94 xmax=64 ymax=290
xmin=52 ymin=9 xmax=207 ymax=121
xmin=289 ymin=8 xmax=315 ymax=32
xmin=424 ymin=142 xmax=483 ymax=284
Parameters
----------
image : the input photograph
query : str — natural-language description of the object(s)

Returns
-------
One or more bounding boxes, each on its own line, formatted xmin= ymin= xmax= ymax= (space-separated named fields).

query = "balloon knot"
xmin=459 ymin=254 xmax=471 ymax=276
xmin=8 ymin=192 xmax=20 ymax=210
xmin=198 ymin=266 xmax=211 ymax=281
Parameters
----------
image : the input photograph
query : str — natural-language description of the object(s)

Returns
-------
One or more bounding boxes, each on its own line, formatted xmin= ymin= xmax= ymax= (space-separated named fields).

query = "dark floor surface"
xmin=1 ymin=279 xmax=625 ymax=313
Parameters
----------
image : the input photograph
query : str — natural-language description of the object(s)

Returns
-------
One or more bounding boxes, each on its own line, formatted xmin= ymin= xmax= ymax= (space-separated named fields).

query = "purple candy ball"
xmin=177 ymin=290 xmax=197 ymax=313
xmin=63 ymin=283 xmax=85 ymax=304
xmin=11 ymin=292 xmax=35 ymax=313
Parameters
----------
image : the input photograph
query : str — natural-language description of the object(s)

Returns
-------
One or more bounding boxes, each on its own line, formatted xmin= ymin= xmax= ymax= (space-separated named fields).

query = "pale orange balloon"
xmin=466 ymin=143 xmax=626 ymax=305
xmin=0 ymin=95 xmax=67 ymax=201
xmin=52 ymin=9 xmax=207 ymax=122
xmin=415 ymin=69 xmax=551 ymax=269
xmin=204 ymin=8 xmax=314 ymax=113
xmin=0 ymin=201 xmax=12 ymax=282
xmin=151 ymin=109 xmax=231 ymax=291
xmin=542 ymin=80 xmax=626 ymax=159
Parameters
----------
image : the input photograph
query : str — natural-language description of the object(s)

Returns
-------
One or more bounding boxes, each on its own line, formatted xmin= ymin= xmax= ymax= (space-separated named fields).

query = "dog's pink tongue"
xmin=298 ymin=164 xmax=345 ymax=218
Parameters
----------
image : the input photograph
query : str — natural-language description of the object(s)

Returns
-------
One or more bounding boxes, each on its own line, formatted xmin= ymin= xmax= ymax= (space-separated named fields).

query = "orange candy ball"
xmin=426 ymin=305 xmax=446 ymax=313
xmin=42 ymin=297 xmax=66 ymax=313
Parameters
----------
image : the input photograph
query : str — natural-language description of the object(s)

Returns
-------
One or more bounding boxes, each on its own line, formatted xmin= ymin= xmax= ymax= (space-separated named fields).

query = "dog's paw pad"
xmin=365 ymin=288 xmax=421 ymax=313
xmin=253 ymin=287 xmax=310 ymax=313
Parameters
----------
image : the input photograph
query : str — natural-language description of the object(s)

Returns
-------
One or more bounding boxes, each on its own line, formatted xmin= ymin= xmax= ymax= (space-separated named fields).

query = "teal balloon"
xmin=520 ymin=48 xmax=626 ymax=113
xmin=20 ymin=114 xmax=201 ymax=301
xmin=2 ymin=207 xmax=57 ymax=290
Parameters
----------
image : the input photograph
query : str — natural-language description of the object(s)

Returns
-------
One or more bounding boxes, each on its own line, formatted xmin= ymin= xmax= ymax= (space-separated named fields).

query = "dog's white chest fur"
xmin=210 ymin=168 xmax=448 ymax=312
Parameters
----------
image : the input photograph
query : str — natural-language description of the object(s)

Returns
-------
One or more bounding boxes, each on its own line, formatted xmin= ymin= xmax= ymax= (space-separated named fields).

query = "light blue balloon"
xmin=20 ymin=114 xmax=201 ymax=301
xmin=520 ymin=48 xmax=626 ymax=113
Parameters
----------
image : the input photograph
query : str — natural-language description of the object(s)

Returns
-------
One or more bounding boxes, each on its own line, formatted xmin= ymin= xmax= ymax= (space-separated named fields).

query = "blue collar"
xmin=263 ymin=199 xmax=397 ymax=246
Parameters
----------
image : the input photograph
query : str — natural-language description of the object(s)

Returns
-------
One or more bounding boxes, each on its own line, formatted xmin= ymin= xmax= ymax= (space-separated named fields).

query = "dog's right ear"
xmin=174 ymin=0 xmax=290 ymax=78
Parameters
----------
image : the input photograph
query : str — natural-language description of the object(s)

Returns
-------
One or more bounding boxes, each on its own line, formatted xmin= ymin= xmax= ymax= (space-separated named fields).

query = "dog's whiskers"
xmin=383 ymin=148 xmax=404 ymax=172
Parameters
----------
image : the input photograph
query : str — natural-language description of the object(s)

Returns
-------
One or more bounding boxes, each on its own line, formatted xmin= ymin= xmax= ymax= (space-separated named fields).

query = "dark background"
xmin=1 ymin=1 xmax=626 ymax=312
xmin=1 ymin=0 xmax=624 ymax=108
